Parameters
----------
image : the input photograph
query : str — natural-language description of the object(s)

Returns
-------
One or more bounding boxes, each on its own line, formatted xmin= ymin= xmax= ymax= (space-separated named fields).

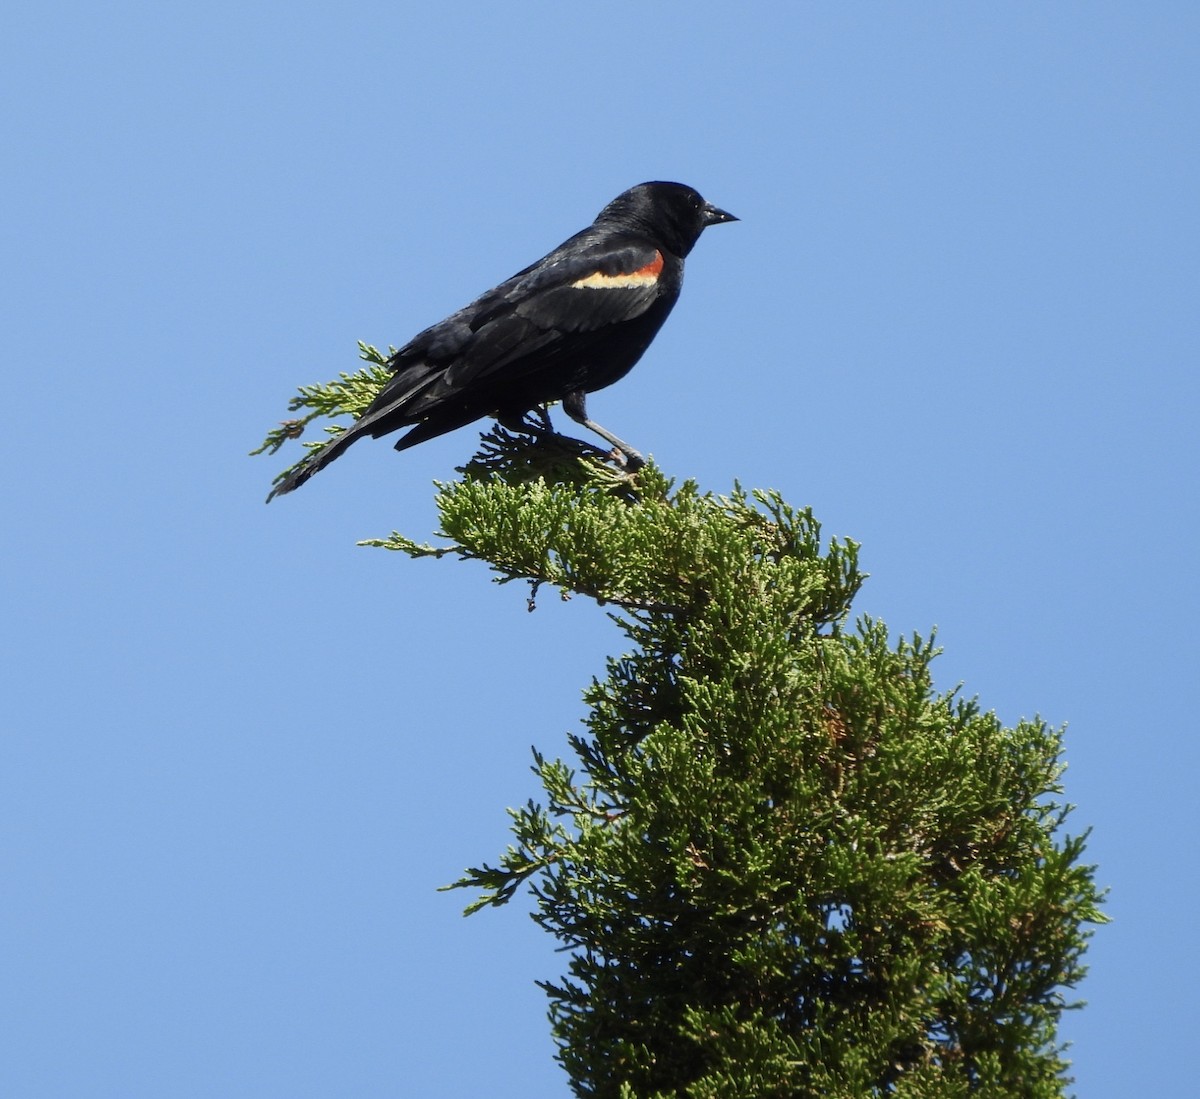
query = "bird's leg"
xmin=562 ymin=391 xmax=645 ymax=470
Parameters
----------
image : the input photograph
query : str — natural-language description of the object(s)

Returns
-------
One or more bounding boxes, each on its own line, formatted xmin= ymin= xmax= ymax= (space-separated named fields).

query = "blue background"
xmin=4 ymin=3 xmax=1196 ymax=1095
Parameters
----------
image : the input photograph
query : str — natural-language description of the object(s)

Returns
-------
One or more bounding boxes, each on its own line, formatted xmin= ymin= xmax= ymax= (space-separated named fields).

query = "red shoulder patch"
xmin=571 ymin=250 xmax=664 ymax=290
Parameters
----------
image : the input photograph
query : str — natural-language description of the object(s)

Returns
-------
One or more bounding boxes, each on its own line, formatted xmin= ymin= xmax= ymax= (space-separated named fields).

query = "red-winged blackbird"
xmin=267 ymin=181 xmax=736 ymax=500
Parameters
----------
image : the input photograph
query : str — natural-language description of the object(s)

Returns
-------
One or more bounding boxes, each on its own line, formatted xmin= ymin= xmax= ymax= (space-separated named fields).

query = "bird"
xmin=266 ymin=181 xmax=736 ymax=500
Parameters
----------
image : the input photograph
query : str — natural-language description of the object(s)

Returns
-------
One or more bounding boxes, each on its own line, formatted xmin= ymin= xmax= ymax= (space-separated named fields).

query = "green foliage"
xmin=257 ymin=367 xmax=1104 ymax=1098
xmin=250 ymin=342 xmax=393 ymax=491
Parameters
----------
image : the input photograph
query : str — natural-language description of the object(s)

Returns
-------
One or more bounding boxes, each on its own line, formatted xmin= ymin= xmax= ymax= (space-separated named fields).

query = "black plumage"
xmin=267 ymin=181 xmax=735 ymax=500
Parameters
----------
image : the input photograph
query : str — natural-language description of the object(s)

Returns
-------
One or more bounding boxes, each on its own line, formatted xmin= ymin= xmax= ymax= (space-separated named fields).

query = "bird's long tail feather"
xmin=265 ymin=427 xmax=363 ymax=502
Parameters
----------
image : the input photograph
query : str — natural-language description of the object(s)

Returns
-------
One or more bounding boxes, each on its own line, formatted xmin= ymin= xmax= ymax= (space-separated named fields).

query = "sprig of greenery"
xmin=249 ymin=343 xmax=394 ymax=487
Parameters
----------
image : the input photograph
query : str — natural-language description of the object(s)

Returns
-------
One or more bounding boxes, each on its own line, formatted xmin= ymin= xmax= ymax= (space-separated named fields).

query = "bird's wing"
xmin=508 ymin=238 xmax=667 ymax=327
xmin=435 ymin=238 xmax=668 ymax=389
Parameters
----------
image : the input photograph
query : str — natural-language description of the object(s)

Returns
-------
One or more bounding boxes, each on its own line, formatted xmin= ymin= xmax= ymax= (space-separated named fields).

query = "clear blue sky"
xmin=4 ymin=3 xmax=1196 ymax=1095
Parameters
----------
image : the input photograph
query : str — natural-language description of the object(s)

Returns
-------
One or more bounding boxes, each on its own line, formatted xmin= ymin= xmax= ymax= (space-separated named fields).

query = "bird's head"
xmin=599 ymin=182 xmax=737 ymax=257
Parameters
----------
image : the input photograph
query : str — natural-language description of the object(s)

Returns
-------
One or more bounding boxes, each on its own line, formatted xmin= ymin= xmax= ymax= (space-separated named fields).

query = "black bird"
xmin=267 ymin=181 xmax=736 ymax=500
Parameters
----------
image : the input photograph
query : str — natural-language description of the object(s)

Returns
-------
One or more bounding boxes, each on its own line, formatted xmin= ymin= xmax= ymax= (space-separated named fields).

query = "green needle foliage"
xmin=259 ymin=364 xmax=1104 ymax=1099
xmin=250 ymin=343 xmax=393 ymax=494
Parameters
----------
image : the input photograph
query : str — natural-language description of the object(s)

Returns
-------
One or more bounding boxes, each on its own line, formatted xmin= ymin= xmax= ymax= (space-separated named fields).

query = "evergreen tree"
xmin=258 ymin=353 xmax=1104 ymax=1098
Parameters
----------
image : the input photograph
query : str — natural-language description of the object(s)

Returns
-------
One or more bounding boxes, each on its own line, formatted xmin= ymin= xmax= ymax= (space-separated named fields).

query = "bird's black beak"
xmin=702 ymin=202 xmax=738 ymax=227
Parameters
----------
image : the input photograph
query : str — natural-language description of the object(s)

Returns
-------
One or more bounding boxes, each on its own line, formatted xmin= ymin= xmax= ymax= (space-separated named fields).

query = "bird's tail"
xmin=264 ymin=370 xmax=446 ymax=501
xmin=263 ymin=363 xmax=477 ymax=501
xmin=264 ymin=427 xmax=363 ymax=502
